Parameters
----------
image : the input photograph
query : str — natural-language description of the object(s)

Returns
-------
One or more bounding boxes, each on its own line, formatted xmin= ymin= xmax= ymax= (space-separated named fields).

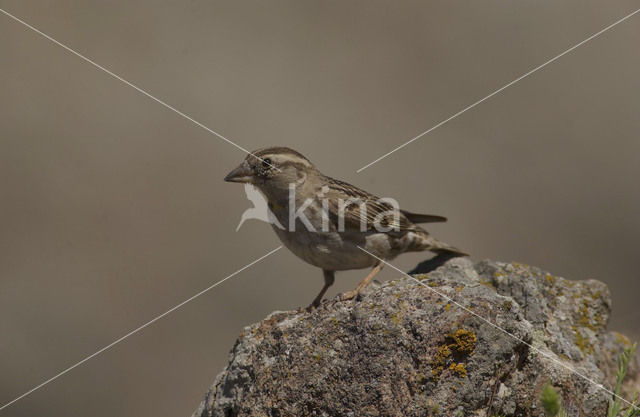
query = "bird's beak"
xmin=224 ymin=163 xmax=254 ymax=183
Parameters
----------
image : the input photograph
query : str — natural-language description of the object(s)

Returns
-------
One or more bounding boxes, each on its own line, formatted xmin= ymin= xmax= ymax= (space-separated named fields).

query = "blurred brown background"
xmin=1 ymin=1 xmax=639 ymax=416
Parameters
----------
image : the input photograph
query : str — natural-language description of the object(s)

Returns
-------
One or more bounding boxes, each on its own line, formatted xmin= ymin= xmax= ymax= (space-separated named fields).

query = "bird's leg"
xmin=341 ymin=262 xmax=383 ymax=301
xmin=307 ymin=270 xmax=335 ymax=310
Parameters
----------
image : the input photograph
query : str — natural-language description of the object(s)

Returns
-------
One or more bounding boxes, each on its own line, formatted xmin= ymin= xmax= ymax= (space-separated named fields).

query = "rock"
xmin=192 ymin=258 xmax=638 ymax=417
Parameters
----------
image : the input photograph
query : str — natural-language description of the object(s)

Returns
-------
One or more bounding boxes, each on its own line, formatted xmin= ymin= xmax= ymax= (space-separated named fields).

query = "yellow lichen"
xmin=436 ymin=344 xmax=451 ymax=361
xmin=444 ymin=303 xmax=451 ymax=311
xmin=545 ymin=274 xmax=557 ymax=286
xmin=417 ymin=373 xmax=428 ymax=385
xmin=502 ymin=300 xmax=513 ymax=311
xmin=448 ymin=329 xmax=477 ymax=354
xmin=512 ymin=262 xmax=529 ymax=270
xmin=479 ymin=280 xmax=496 ymax=289
xmin=426 ymin=400 xmax=440 ymax=414
xmin=573 ymin=326 xmax=594 ymax=355
xmin=614 ymin=332 xmax=631 ymax=347
xmin=431 ymin=344 xmax=451 ymax=381
xmin=577 ymin=300 xmax=597 ymax=332
xmin=449 ymin=363 xmax=467 ymax=377
xmin=430 ymin=328 xmax=477 ymax=381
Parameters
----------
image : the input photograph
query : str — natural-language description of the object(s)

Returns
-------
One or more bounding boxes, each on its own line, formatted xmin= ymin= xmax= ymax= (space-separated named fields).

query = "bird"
xmin=235 ymin=183 xmax=284 ymax=231
xmin=224 ymin=146 xmax=466 ymax=309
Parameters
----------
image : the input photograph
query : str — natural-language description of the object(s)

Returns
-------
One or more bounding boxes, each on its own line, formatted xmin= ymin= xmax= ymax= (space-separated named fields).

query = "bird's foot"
xmin=305 ymin=298 xmax=323 ymax=312
xmin=340 ymin=290 xmax=359 ymax=302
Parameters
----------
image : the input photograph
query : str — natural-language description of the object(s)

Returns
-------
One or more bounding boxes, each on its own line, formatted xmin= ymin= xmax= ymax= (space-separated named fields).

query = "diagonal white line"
xmin=356 ymin=7 xmax=640 ymax=173
xmin=0 ymin=245 xmax=283 ymax=412
xmin=0 ymin=7 xmax=280 ymax=171
xmin=357 ymin=246 xmax=639 ymax=411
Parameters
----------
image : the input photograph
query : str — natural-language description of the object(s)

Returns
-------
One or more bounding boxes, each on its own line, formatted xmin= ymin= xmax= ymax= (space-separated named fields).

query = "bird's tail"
xmin=412 ymin=229 xmax=468 ymax=257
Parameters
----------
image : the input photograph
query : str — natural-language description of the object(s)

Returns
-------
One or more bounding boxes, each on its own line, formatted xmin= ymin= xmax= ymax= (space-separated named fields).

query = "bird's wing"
xmin=323 ymin=177 xmax=416 ymax=232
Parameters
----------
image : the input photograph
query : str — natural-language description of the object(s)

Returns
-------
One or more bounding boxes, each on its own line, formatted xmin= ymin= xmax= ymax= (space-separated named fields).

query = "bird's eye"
xmin=262 ymin=158 xmax=272 ymax=168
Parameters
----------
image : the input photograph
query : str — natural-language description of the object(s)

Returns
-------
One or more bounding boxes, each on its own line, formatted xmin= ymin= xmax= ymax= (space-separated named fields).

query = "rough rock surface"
xmin=193 ymin=258 xmax=638 ymax=417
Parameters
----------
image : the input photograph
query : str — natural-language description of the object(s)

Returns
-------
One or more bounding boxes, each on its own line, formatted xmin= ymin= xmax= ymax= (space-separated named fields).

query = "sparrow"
xmin=224 ymin=147 xmax=466 ymax=309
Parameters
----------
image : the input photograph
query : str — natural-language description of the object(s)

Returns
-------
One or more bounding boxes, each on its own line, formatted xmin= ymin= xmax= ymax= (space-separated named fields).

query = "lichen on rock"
xmin=192 ymin=258 xmax=638 ymax=417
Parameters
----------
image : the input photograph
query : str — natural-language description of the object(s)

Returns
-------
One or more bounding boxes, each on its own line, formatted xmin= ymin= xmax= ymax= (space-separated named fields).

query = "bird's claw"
xmin=340 ymin=290 xmax=359 ymax=302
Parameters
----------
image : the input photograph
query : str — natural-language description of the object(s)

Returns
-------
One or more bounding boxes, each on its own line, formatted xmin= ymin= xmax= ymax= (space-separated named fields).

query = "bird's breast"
xmin=271 ymin=222 xmax=393 ymax=271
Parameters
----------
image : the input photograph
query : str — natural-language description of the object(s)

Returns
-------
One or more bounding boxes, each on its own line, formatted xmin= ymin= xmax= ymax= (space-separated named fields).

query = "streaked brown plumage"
xmin=225 ymin=147 xmax=466 ymax=309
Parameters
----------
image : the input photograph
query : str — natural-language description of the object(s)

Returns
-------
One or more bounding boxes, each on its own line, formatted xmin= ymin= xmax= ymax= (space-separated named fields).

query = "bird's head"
xmin=224 ymin=147 xmax=316 ymax=198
